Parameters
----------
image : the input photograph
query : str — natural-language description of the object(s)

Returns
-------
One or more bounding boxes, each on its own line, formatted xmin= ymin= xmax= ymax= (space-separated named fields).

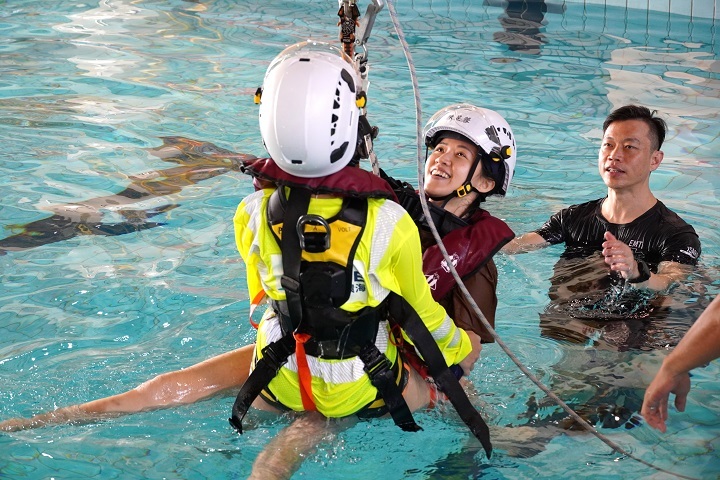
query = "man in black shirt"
xmin=503 ymin=104 xmax=700 ymax=291
xmin=501 ymin=105 xmax=703 ymax=431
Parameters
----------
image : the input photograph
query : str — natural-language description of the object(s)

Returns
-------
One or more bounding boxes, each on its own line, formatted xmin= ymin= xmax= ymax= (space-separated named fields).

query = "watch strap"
xmin=629 ymin=259 xmax=651 ymax=283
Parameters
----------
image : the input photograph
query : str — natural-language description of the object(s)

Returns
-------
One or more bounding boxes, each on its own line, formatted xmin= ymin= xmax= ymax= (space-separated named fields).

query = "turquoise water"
xmin=1 ymin=1 xmax=719 ymax=478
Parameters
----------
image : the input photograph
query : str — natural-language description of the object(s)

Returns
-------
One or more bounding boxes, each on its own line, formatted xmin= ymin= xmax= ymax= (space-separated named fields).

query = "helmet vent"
xmin=330 ymin=141 xmax=349 ymax=163
xmin=340 ymin=69 xmax=355 ymax=93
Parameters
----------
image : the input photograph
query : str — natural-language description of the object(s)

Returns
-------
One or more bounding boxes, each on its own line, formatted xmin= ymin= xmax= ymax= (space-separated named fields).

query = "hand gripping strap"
xmin=387 ymin=294 xmax=493 ymax=458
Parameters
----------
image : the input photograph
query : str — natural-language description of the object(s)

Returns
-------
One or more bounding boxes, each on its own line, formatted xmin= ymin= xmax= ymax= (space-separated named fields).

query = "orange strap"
xmin=248 ymin=291 xmax=266 ymax=329
xmin=293 ymin=332 xmax=317 ymax=411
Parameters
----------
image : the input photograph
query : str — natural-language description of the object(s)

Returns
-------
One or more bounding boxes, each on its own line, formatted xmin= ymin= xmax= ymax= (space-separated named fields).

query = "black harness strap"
xmin=229 ymin=188 xmax=312 ymax=434
xmin=387 ymin=293 xmax=493 ymax=458
xmin=279 ymin=188 xmax=312 ymax=330
xmin=229 ymin=333 xmax=295 ymax=433
xmin=358 ymin=343 xmax=422 ymax=432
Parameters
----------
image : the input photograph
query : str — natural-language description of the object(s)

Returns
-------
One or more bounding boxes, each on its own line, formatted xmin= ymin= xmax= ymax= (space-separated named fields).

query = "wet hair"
xmin=602 ymin=104 xmax=667 ymax=151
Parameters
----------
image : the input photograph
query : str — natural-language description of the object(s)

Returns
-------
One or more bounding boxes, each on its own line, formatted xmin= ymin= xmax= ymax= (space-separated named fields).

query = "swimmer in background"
xmin=0 ymin=137 xmax=255 ymax=254
xmin=502 ymin=104 xmax=700 ymax=292
xmin=502 ymin=104 xmax=701 ymax=352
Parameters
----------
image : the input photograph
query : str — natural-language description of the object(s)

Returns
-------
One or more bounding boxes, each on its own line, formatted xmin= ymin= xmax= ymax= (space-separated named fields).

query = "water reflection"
xmin=487 ymin=0 xmax=565 ymax=55
xmin=539 ymin=253 xmax=707 ymax=352
xmin=525 ymin=249 xmax=710 ymax=433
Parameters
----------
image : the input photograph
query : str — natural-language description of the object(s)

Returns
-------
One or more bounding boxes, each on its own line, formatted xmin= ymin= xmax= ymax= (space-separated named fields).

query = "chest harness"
xmin=229 ymin=159 xmax=492 ymax=458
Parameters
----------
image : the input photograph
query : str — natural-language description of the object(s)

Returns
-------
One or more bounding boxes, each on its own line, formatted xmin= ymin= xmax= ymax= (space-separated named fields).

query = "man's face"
xmin=598 ymin=119 xmax=663 ymax=191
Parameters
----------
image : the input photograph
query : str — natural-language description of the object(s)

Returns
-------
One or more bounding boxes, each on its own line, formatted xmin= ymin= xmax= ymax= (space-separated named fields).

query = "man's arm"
xmin=500 ymin=232 xmax=550 ymax=254
xmin=641 ymin=295 xmax=720 ymax=432
xmin=601 ymin=232 xmax=693 ymax=291
xmin=643 ymin=261 xmax=695 ymax=291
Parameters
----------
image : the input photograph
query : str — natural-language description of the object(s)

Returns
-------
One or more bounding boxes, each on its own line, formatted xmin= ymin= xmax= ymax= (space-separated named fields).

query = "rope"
xmin=383 ymin=1 xmax=696 ymax=478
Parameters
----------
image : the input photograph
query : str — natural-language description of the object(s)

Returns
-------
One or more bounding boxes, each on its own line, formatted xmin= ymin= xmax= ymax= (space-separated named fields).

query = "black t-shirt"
xmin=535 ymin=198 xmax=701 ymax=268
xmin=534 ymin=198 xmax=703 ymax=342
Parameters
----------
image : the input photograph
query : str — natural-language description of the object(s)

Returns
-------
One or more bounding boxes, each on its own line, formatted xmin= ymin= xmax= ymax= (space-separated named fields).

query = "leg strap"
xmin=387 ymin=294 xmax=493 ymax=458
xmin=358 ymin=343 xmax=422 ymax=432
xmin=229 ymin=333 xmax=295 ymax=434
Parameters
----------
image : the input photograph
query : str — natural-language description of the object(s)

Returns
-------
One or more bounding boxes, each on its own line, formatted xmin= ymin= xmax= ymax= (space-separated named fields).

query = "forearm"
xmin=391 ymin=215 xmax=471 ymax=364
xmin=635 ymin=271 xmax=675 ymax=292
xmin=500 ymin=232 xmax=549 ymax=254
xmin=630 ymin=261 xmax=689 ymax=292
xmin=661 ymin=296 xmax=720 ymax=375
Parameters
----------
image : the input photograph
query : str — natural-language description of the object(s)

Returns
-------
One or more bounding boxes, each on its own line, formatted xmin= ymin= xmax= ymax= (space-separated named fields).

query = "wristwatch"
xmin=629 ymin=259 xmax=651 ymax=283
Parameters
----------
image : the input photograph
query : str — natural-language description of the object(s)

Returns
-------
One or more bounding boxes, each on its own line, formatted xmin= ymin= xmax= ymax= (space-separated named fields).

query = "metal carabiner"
xmin=296 ymin=214 xmax=331 ymax=253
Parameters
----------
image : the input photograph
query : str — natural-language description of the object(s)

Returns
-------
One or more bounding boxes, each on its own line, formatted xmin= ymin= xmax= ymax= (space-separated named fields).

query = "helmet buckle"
xmin=456 ymin=184 xmax=472 ymax=197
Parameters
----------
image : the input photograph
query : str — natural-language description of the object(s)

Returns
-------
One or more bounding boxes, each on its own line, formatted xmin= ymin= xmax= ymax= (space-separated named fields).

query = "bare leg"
xmin=248 ymin=411 xmax=341 ymax=480
xmin=0 ymin=344 xmax=256 ymax=431
xmin=403 ymin=363 xmax=433 ymax=411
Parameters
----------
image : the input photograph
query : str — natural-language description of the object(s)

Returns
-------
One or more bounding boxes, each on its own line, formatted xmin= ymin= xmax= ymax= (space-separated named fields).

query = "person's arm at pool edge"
xmin=641 ymin=295 xmax=720 ymax=432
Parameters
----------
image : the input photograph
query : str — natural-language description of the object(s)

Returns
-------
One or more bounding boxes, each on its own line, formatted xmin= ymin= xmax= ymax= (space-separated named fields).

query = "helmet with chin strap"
xmin=259 ymin=41 xmax=360 ymax=178
xmin=423 ymin=103 xmax=517 ymax=198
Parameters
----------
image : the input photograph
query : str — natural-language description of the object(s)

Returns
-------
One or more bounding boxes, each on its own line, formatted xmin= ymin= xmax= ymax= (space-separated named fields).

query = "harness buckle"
xmin=360 ymin=343 xmax=392 ymax=378
xmin=280 ymin=275 xmax=301 ymax=295
xmin=297 ymin=214 xmax=331 ymax=253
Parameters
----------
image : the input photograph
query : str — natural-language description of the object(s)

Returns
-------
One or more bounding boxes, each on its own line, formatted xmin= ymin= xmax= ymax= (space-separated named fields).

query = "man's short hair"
xmin=602 ymin=105 xmax=667 ymax=151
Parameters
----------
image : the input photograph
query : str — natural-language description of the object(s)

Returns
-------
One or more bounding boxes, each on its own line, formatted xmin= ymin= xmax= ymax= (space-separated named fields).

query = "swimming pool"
xmin=1 ymin=0 xmax=718 ymax=478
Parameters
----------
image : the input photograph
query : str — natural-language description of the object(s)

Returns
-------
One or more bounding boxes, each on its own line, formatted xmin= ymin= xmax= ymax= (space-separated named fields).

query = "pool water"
xmin=1 ymin=1 xmax=719 ymax=478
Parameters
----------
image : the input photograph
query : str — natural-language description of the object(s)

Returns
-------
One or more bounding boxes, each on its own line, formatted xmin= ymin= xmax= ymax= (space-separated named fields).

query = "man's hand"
xmin=602 ymin=231 xmax=639 ymax=280
xmin=641 ymin=367 xmax=691 ymax=432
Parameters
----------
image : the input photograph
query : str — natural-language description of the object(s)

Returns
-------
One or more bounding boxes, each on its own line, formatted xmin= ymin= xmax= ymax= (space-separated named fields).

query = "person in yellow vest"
xmin=2 ymin=44 xmax=509 ymax=476
xmin=230 ymin=41 xmax=480 ymax=478
xmin=0 ymin=104 xmax=521 ymax=438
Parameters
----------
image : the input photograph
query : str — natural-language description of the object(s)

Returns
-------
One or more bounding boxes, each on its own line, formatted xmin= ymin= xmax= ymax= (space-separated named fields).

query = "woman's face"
xmin=424 ymin=136 xmax=479 ymax=199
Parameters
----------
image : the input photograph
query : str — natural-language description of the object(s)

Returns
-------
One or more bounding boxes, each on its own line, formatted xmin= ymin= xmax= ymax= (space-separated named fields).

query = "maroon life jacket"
xmin=240 ymin=157 xmax=397 ymax=201
xmin=422 ymin=209 xmax=515 ymax=300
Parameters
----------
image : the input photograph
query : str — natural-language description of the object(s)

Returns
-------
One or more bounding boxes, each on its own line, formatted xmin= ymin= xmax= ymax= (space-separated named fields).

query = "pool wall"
xmin=562 ymin=0 xmax=718 ymax=18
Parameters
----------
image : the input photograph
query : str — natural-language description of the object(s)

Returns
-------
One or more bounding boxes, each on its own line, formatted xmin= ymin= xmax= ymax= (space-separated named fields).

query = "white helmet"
xmin=423 ymin=103 xmax=517 ymax=196
xmin=259 ymin=41 xmax=360 ymax=178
